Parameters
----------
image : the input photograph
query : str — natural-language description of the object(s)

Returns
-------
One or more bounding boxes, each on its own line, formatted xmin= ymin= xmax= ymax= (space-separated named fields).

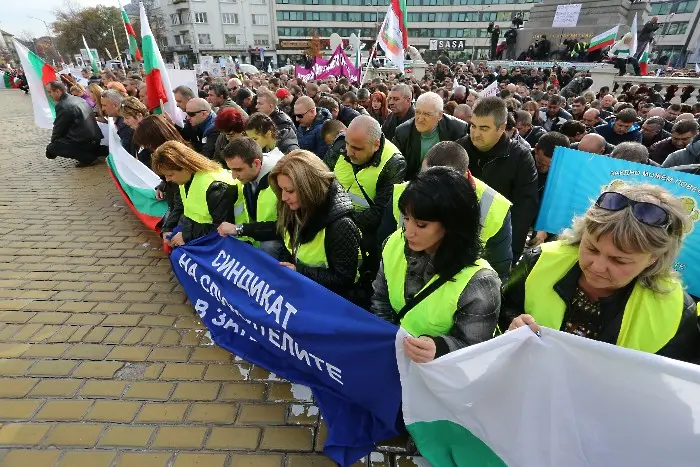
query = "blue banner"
xmin=536 ymin=147 xmax=700 ymax=296
xmin=170 ymin=233 xmax=402 ymax=466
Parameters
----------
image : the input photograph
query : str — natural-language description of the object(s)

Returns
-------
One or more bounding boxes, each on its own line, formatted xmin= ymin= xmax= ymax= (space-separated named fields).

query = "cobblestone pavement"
xmin=0 ymin=91 xmax=426 ymax=467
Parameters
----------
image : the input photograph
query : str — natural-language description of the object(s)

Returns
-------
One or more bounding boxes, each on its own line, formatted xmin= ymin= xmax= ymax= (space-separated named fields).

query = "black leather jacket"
xmin=393 ymin=114 xmax=468 ymax=180
xmin=279 ymin=181 xmax=361 ymax=299
xmin=51 ymin=93 xmax=101 ymax=144
xmin=501 ymin=246 xmax=700 ymax=364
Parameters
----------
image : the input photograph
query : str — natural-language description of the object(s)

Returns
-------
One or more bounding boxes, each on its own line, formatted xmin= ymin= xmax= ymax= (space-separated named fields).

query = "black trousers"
xmin=615 ymin=57 xmax=641 ymax=76
xmin=46 ymin=139 xmax=101 ymax=164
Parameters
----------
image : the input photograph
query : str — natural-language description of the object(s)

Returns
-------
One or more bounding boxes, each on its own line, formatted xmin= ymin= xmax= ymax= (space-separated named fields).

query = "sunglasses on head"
xmin=595 ymin=191 xmax=671 ymax=229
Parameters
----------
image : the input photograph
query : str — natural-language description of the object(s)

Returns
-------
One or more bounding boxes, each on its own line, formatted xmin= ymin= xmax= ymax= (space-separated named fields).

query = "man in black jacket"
xmin=102 ymin=89 xmax=134 ymax=154
xmin=457 ymin=96 xmax=538 ymax=262
xmin=382 ymin=84 xmax=415 ymax=141
xmin=515 ymin=110 xmax=546 ymax=147
xmin=393 ymin=92 xmax=467 ymax=180
xmin=487 ymin=23 xmax=501 ymax=59
xmin=635 ymin=17 xmax=660 ymax=60
xmin=45 ymin=81 xmax=102 ymax=167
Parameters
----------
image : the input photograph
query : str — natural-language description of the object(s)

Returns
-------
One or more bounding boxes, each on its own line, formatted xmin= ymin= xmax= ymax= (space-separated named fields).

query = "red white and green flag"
xmin=12 ymin=39 xmax=58 ymax=129
xmin=639 ymin=43 xmax=650 ymax=75
xmin=377 ymin=0 xmax=408 ymax=71
xmin=106 ymin=117 xmax=167 ymax=230
xmin=82 ymin=36 xmax=99 ymax=75
xmin=587 ymin=26 xmax=619 ymax=52
xmin=140 ymin=1 xmax=183 ymax=126
xmin=0 ymin=71 xmax=14 ymax=89
xmin=120 ymin=6 xmax=142 ymax=61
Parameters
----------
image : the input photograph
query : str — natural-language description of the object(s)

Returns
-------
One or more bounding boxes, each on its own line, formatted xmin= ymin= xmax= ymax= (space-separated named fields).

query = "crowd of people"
xmin=27 ymin=58 xmax=700 ymax=372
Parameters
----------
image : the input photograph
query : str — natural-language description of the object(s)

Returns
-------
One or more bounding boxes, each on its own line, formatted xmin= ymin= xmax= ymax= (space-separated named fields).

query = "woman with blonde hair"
xmin=502 ymin=182 xmax=700 ymax=362
xmin=609 ymin=32 xmax=641 ymax=76
xmin=523 ymin=100 xmax=544 ymax=127
xmin=269 ymin=149 xmax=361 ymax=298
xmin=152 ymin=141 xmax=244 ymax=248
xmin=87 ymin=83 xmax=106 ymax=121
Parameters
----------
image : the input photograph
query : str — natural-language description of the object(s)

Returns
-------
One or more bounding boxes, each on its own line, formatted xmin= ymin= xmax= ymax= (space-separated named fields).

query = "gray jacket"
xmin=662 ymin=137 xmax=700 ymax=168
xmin=371 ymin=243 xmax=501 ymax=358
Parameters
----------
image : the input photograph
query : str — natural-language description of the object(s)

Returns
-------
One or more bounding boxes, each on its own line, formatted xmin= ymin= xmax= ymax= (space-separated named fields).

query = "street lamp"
xmin=27 ymin=16 xmax=62 ymax=61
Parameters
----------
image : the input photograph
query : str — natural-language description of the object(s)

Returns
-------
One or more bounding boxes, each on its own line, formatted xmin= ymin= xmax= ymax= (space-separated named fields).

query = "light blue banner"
xmin=536 ymin=147 xmax=700 ymax=296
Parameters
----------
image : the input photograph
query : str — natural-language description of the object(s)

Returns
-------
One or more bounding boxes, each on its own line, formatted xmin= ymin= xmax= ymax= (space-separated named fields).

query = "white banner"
xmin=479 ymin=80 xmax=499 ymax=98
xmin=552 ymin=4 xmax=582 ymax=28
xmin=167 ymin=69 xmax=197 ymax=96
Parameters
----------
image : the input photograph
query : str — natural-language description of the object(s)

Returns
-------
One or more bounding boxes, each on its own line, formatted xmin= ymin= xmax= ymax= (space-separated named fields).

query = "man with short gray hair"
xmin=611 ymin=142 xmax=656 ymax=165
xmin=102 ymin=89 xmax=134 ymax=152
xmin=334 ymin=115 xmax=406 ymax=295
xmin=382 ymin=83 xmax=415 ymax=141
xmin=453 ymin=104 xmax=473 ymax=124
xmin=457 ymin=96 xmax=538 ymax=261
xmin=393 ymin=91 xmax=467 ymax=180
xmin=641 ymin=115 xmax=670 ymax=148
xmin=451 ymin=85 xmax=467 ymax=104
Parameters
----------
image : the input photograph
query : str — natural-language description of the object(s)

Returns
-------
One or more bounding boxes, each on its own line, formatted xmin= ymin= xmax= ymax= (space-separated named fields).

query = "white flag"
xmin=630 ymin=13 xmax=638 ymax=56
xmin=696 ymin=63 xmax=700 ymax=73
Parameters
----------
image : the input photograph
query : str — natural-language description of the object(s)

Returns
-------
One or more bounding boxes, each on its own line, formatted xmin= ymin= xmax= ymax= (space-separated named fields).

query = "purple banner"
xmin=295 ymin=46 xmax=361 ymax=83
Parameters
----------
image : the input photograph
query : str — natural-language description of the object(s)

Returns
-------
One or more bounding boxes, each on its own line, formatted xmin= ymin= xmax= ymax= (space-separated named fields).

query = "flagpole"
xmin=112 ymin=27 xmax=125 ymax=68
xmin=361 ymin=40 xmax=379 ymax=86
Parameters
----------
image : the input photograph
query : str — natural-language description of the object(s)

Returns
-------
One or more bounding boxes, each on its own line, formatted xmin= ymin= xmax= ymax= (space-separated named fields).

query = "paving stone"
xmin=79 ymin=380 xmax=129 ymax=398
xmin=34 ymin=400 xmax=93 ymax=421
xmin=136 ymin=403 xmax=189 ymax=423
xmin=151 ymin=426 xmax=208 ymax=449
xmin=1 ymin=450 xmax=62 ymax=466
xmin=57 ymin=451 xmax=116 ymax=467
xmin=0 ymin=400 xmax=44 ymax=420
xmin=228 ymin=454 xmax=284 ymax=467
xmin=72 ymin=361 xmax=124 ymax=379
xmin=28 ymin=379 xmax=83 ymax=398
xmin=219 ymin=382 xmax=267 ymax=401
xmin=172 ymin=453 xmax=228 ymax=467
xmin=259 ymin=426 xmax=314 ymax=451
xmin=84 ymin=400 xmax=142 ymax=422
xmin=0 ymin=423 xmax=52 ymax=445
xmin=187 ymin=403 xmax=237 ymax=423
xmin=171 ymin=382 xmax=220 ymax=401
xmin=124 ymin=382 xmax=174 ymax=400
xmin=97 ymin=425 xmax=155 ymax=447
xmin=0 ymin=378 xmax=39 ymax=397
xmin=238 ymin=404 xmax=287 ymax=424
xmin=206 ymin=427 xmax=260 ymax=450
xmin=44 ymin=423 xmax=104 ymax=446
xmin=115 ymin=452 xmax=173 ymax=467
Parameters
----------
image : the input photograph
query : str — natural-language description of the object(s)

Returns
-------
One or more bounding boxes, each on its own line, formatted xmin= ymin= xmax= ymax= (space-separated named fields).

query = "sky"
xmin=1 ymin=0 xmax=123 ymax=38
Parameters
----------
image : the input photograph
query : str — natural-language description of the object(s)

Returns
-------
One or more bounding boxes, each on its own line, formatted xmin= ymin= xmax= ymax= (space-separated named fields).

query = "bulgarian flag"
xmin=639 ymin=43 xmax=650 ymax=75
xmin=140 ymin=1 xmax=183 ymax=127
xmin=82 ymin=36 xmax=99 ymax=75
xmin=0 ymin=71 xmax=13 ymax=89
xmin=377 ymin=0 xmax=408 ymax=71
xmin=106 ymin=117 xmax=167 ymax=230
xmin=398 ymin=326 xmax=700 ymax=466
xmin=12 ymin=39 xmax=57 ymax=129
xmin=587 ymin=25 xmax=619 ymax=52
xmin=121 ymin=5 xmax=142 ymax=61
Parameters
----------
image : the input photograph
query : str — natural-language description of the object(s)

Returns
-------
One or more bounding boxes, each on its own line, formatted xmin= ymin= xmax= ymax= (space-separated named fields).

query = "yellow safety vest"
xmin=283 ymin=229 xmax=328 ymax=268
xmin=392 ymin=176 xmax=511 ymax=243
xmin=334 ymin=140 xmax=399 ymax=211
xmin=524 ymin=241 xmax=685 ymax=354
xmin=180 ymin=169 xmax=239 ymax=224
xmin=255 ymin=185 xmax=278 ymax=223
xmin=382 ymin=230 xmax=494 ymax=337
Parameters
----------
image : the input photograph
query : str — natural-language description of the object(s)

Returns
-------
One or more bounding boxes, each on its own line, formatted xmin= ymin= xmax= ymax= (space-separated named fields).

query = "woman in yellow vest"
xmin=372 ymin=167 xmax=502 ymax=363
xmin=269 ymin=149 xmax=362 ymax=299
xmin=503 ymin=183 xmax=700 ymax=363
xmin=152 ymin=141 xmax=243 ymax=247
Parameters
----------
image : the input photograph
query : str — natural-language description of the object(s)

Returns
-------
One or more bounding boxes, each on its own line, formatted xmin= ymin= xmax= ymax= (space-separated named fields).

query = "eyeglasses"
xmin=187 ymin=110 xmax=204 ymax=117
xmin=295 ymin=108 xmax=312 ymax=119
xmin=595 ymin=192 xmax=671 ymax=229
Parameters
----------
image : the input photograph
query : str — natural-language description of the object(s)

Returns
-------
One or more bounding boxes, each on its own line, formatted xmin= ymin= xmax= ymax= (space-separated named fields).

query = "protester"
xmin=152 ymin=141 xmax=239 ymax=247
xmin=453 ymin=104 xmax=472 ymax=124
xmin=559 ymin=120 xmax=587 ymax=144
xmin=118 ymin=96 xmax=150 ymax=161
xmin=44 ymin=81 xmax=103 ymax=167
xmin=540 ymin=95 xmax=571 ymax=132
xmin=458 ymin=96 xmax=538 ymax=262
xmin=502 ymin=183 xmax=700 ymax=363
xmin=320 ymin=120 xmax=347 ymax=170
xmin=269 ymin=150 xmax=362 ymax=299
xmin=571 ymin=133 xmax=612 ymax=155
xmin=383 ymin=84 xmax=415 ymax=141
xmin=393 ymin=92 xmax=467 ymax=180
xmin=636 ymin=17 xmax=660 ymax=60
xmin=662 ymin=135 xmax=700 ymax=168
xmin=369 ymin=91 xmax=389 ymax=126
xmin=213 ymin=107 xmax=247 ymax=162
xmin=318 ymin=96 xmax=360 ymax=127
xmin=245 ymin=112 xmax=296 ymax=157
xmin=610 ymin=142 xmax=658 ymax=166
xmin=218 ymin=137 xmax=284 ymax=256
xmin=294 ymin=96 xmax=332 ymax=158
xmin=372 ymin=167 xmax=501 ymax=362
xmin=254 ymin=89 xmax=299 ymax=153
xmin=649 ymin=119 xmax=699 ymax=165
xmin=185 ymin=98 xmax=219 ymax=158
xmin=582 ymin=108 xmax=601 ymax=131
xmin=173 ymin=85 xmax=196 ymax=112
xmin=594 ymin=108 xmax=642 ymax=145
xmin=641 ymin=116 xmax=670 ymax=148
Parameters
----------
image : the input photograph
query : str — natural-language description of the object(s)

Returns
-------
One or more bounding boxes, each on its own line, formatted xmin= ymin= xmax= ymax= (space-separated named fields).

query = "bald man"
xmin=185 ymin=98 xmax=219 ymax=158
xmin=294 ymin=95 xmax=331 ymax=157
xmin=334 ymin=115 xmax=406 ymax=291
xmin=572 ymin=133 xmax=612 ymax=155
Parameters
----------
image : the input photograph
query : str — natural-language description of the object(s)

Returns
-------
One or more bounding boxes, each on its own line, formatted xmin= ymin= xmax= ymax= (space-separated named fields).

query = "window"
xmin=254 ymin=34 xmax=270 ymax=46
xmin=220 ymin=0 xmax=237 ymax=3
xmin=193 ymin=12 xmax=208 ymax=23
xmin=482 ymin=12 xmax=496 ymax=21
xmin=170 ymin=13 xmax=182 ymax=25
xmin=222 ymin=13 xmax=238 ymax=24
xmin=198 ymin=33 xmax=211 ymax=44
xmin=251 ymin=0 xmax=267 ymax=3
xmin=224 ymin=34 xmax=241 ymax=44
xmin=252 ymin=14 xmax=268 ymax=25
xmin=676 ymin=0 xmax=697 ymax=13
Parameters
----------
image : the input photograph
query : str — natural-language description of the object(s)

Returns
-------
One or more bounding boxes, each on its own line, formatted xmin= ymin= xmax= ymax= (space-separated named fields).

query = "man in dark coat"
xmin=393 ymin=92 xmax=467 ymax=181
xmin=45 ymin=81 xmax=102 ymax=167
xmin=487 ymin=23 xmax=501 ymax=59
xmin=636 ymin=17 xmax=660 ymax=59
xmin=185 ymin=98 xmax=220 ymax=159
xmin=382 ymin=84 xmax=415 ymax=141
xmin=457 ymin=96 xmax=538 ymax=263
xmin=594 ymin=109 xmax=643 ymax=146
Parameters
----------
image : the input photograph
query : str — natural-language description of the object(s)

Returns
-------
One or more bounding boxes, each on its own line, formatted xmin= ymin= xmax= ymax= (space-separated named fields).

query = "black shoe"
xmin=75 ymin=159 xmax=98 ymax=167
xmin=46 ymin=152 xmax=57 ymax=160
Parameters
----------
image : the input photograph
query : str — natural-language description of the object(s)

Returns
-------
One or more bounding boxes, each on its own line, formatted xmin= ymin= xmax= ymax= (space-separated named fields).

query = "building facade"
xmin=648 ymin=0 xmax=700 ymax=65
xmin=273 ymin=0 xmax=542 ymax=65
xmin=157 ymin=0 xmax=278 ymax=68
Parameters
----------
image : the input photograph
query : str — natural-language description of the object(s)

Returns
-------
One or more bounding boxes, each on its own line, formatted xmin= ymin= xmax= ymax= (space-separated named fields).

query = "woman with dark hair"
xmin=371 ymin=167 xmax=501 ymax=362
xmin=523 ymin=100 xmax=544 ymax=127
xmin=368 ymin=91 xmax=389 ymax=125
xmin=213 ymin=108 xmax=247 ymax=162
xmin=118 ymin=97 xmax=150 ymax=161
xmin=245 ymin=113 xmax=286 ymax=158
